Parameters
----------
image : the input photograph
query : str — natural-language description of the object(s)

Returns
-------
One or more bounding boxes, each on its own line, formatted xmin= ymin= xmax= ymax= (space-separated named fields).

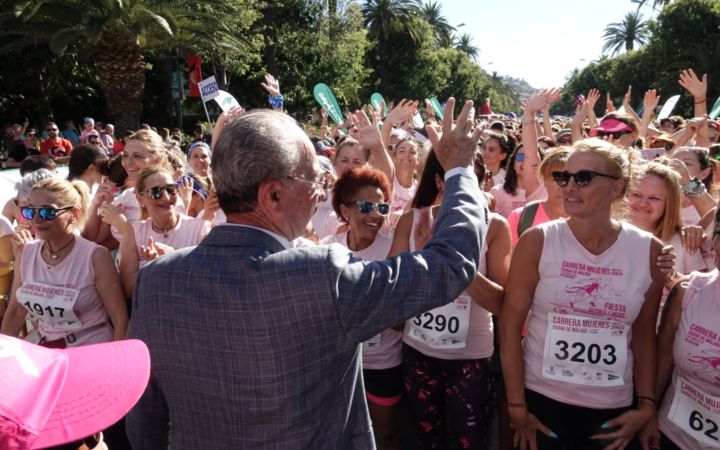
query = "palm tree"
xmin=602 ymin=10 xmax=651 ymax=56
xmin=1 ymin=0 xmax=238 ymax=132
xmin=362 ymin=0 xmax=420 ymax=92
xmin=419 ymin=1 xmax=454 ymax=47
xmin=455 ymin=33 xmax=479 ymax=62
xmin=631 ymin=0 xmax=672 ymax=12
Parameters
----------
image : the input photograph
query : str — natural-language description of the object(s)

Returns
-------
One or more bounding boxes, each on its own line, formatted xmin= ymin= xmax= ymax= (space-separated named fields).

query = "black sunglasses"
xmin=594 ymin=130 xmax=632 ymax=140
xmin=552 ymin=170 xmax=620 ymax=188
xmin=347 ymin=200 xmax=390 ymax=215
xmin=144 ymin=184 xmax=178 ymax=199
xmin=20 ymin=206 xmax=73 ymax=221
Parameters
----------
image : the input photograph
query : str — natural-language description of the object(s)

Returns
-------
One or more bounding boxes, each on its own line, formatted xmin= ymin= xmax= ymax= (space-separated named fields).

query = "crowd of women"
xmin=2 ymin=68 xmax=720 ymax=450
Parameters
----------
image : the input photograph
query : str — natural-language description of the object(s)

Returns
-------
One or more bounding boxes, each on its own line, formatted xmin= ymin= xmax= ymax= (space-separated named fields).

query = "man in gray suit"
xmin=126 ymin=99 xmax=488 ymax=449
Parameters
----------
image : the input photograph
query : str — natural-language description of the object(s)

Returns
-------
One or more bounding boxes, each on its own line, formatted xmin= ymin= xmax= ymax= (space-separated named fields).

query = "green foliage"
xmin=561 ymin=0 xmax=720 ymax=118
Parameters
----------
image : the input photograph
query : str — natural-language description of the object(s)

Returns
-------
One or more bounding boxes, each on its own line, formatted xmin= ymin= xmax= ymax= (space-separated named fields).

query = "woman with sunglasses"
xmin=501 ymin=139 xmax=665 ymax=450
xmin=389 ymin=150 xmax=508 ymax=449
xmin=99 ymin=167 xmax=210 ymax=298
xmin=321 ymin=167 xmax=399 ymax=450
xmin=1 ymin=178 xmax=128 ymax=346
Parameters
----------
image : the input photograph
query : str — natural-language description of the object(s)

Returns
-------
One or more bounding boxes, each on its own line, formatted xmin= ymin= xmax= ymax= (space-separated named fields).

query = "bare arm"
xmin=465 ymin=215 xmax=511 ymax=315
xmin=92 ymin=247 xmax=128 ymax=340
xmin=387 ymin=210 xmax=413 ymax=257
xmin=0 ymin=250 xmax=26 ymax=336
xmin=640 ymin=90 xmax=660 ymax=140
xmin=351 ymin=108 xmax=394 ymax=182
xmin=655 ymin=284 xmax=683 ymax=401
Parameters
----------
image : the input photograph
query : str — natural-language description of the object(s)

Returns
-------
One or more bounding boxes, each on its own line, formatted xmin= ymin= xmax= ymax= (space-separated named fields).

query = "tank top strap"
xmin=681 ymin=271 xmax=719 ymax=309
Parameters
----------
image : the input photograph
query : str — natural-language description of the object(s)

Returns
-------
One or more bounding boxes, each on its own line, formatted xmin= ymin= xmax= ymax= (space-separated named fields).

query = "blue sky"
xmin=441 ymin=0 xmax=659 ymax=89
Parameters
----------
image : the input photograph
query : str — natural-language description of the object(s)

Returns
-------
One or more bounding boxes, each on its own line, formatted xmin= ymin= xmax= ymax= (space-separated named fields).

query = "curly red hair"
xmin=332 ymin=167 xmax=392 ymax=222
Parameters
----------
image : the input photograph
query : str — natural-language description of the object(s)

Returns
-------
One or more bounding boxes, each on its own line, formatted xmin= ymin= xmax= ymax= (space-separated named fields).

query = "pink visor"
xmin=0 ymin=336 xmax=150 ymax=449
xmin=589 ymin=118 xmax=635 ymax=136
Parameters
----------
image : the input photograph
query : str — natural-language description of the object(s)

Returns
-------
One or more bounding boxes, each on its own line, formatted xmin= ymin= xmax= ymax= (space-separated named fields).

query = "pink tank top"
xmin=132 ymin=214 xmax=211 ymax=267
xmin=17 ymin=237 xmax=112 ymax=346
xmin=402 ymin=208 xmax=494 ymax=360
xmin=322 ymin=231 xmax=400 ymax=369
xmin=659 ymin=271 xmax=720 ymax=450
xmin=523 ymin=219 xmax=653 ymax=408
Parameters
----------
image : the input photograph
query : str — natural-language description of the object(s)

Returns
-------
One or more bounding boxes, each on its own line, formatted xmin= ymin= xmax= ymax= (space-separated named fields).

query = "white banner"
xmin=658 ymin=95 xmax=681 ymax=120
xmin=213 ymin=90 xmax=241 ymax=112
xmin=198 ymin=76 xmax=220 ymax=103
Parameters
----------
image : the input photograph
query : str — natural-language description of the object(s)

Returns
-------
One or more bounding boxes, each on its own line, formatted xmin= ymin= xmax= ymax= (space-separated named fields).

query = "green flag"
xmin=313 ymin=83 xmax=344 ymax=125
xmin=370 ymin=92 xmax=389 ymax=116
xmin=429 ymin=96 xmax=444 ymax=120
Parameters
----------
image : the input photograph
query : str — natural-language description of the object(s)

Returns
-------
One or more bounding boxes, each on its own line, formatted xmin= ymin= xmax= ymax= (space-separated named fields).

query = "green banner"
xmin=370 ymin=92 xmax=389 ymax=116
xmin=313 ymin=83 xmax=344 ymax=125
xmin=710 ymin=97 xmax=720 ymax=119
xmin=429 ymin=96 xmax=444 ymax=120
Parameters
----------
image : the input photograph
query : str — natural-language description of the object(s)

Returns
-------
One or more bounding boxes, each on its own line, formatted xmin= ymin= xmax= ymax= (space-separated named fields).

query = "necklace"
xmin=44 ymin=236 xmax=75 ymax=260
xmin=151 ymin=216 xmax=178 ymax=238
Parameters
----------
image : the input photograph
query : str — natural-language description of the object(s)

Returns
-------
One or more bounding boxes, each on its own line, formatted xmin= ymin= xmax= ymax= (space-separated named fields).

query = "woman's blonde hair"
xmin=633 ymin=160 xmax=682 ymax=242
xmin=31 ymin=178 xmax=90 ymax=230
xmin=135 ymin=166 xmax=175 ymax=220
xmin=127 ymin=130 xmax=166 ymax=161
xmin=571 ymin=138 xmax=632 ymax=199
xmin=538 ymin=146 xmax=572 ymax=181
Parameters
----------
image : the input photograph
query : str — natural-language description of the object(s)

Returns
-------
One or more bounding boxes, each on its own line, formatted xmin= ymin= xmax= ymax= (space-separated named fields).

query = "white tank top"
xmin=132 ymin=214 xmax=211 ymax=267
xmin=523 ymin=219 xmax=653 ymax=408
xmin=391 ymin=176 xmax=417 ymax=214
xmin=402 ymin=207 xmax=494 ymax=360
xmin=659 ymin=271 xmax=720 ymax=450
xmin=17 ymin=237 xmax=113 ymax=345
xmin=321 ymin=231 xmax=400 ymax=369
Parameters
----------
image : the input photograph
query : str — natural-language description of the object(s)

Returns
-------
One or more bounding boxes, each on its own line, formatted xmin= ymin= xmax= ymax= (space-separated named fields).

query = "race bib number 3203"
xmin=542 ymin=313 xmax=628 ymax=387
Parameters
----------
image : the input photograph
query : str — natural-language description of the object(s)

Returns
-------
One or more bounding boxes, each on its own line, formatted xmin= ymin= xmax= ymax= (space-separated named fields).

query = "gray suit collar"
xmin=201 ymin=225 xmax=287 ymax=253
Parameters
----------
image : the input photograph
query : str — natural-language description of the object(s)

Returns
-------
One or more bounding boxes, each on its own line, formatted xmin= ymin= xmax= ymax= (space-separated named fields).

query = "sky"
xmin=441 ymin=0 xmax=659 ymax=90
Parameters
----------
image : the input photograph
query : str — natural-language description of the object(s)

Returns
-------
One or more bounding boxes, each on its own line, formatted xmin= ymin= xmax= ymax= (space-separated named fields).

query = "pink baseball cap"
xmin=589 ymin=118 xmax=635 ymax=137
xmin=0 ymin=336 xmax=150 ymax=449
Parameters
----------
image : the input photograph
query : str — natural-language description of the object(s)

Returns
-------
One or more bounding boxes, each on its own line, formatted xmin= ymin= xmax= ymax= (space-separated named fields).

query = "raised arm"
xmin=522 ymin=89 xmax=560 ymax=196
xmin=585 ymin=88 xmax=601 ymax=129
xmin=640 ymin=89 xmax=661 ymax=140
xmin=351 ymin=108 xmax=394 ymax=182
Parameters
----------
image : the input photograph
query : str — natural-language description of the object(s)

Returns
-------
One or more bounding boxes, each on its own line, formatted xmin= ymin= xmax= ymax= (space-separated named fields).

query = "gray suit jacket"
xmin=126 ymin=172 xmax=488 ymax=449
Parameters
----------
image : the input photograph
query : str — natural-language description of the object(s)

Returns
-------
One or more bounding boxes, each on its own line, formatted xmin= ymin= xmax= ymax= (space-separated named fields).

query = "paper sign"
xmin=429 ymin=96 xmax=444 ymax=120
xmin=313 ymin=83 xmax=344 ymax=125
xmin=198 ymin=76 xmax=219 ymax=103
xmin=213 ymin=90 xmax=241 ymax=112
xmin=658 ymin=94 xmax=681 ymax=120
xmin=371 ymin=92 xmax=389 ymax=116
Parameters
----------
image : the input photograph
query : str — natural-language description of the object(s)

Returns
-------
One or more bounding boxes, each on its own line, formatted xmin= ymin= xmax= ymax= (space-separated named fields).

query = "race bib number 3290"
xmin=542 ymin=313 xmax=628 ymax=386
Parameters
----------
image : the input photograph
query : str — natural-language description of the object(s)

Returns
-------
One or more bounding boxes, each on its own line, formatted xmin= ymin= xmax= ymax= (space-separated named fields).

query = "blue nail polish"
xmin=550 ymin=432 xmax=558 ymax=439
xmin=601 ymin=423 xmax=609 ymax=429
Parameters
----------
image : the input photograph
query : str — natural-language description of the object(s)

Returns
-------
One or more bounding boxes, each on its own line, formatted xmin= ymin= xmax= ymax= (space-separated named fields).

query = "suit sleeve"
xmin=332 ymin=172 xmax=488 ymax=342
xmin=125 ymin=269 xmax=171 ymax=449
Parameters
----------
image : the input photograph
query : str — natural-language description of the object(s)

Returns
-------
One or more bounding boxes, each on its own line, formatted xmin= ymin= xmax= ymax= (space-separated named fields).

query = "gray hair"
xmin=211 ymin=110 xmax=304 ymax=214
xmin=16 ymin=169 xmax=56 ymax=201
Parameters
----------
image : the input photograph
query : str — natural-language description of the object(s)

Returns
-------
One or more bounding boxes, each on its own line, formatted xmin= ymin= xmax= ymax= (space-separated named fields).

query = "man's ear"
xmin=258 ymin=179 xmax=284 ymax=211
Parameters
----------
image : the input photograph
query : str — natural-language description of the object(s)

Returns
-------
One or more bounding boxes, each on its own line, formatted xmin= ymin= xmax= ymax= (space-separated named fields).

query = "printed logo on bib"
xmin=543 ymin=313 xmax=628 ymax=386
xmin=17 ymin=281 xmax=81 ymax=330
xmin=408 ymin=295 xmax=471 ymax=349
xmin=684 ymin=323 xmax=720 ymax=387
xmin=363 ymin=334 xmax=382 ymax=353
xmin=553 ymin=260 xmax=628 ymax=320
xmin=668 ymin=377 xmax=720 ymax=448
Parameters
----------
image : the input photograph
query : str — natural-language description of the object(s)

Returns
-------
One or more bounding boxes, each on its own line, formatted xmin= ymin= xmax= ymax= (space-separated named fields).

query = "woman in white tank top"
xmin=642 ymin=209 xmax=720 ymax=449
xmin=99 ymin=167 xmax=211 ymax=298
xmin=1 ymin=178 xmax=127 ymax=347
xmin=389 ymin=150 xmax=506 ymax=449
xmin=500 ymin=139 xmax=666 ymax=449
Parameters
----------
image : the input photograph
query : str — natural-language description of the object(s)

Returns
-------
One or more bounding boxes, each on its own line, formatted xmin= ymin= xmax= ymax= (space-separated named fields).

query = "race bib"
xmin=542 ymin=313 xmax=628 ymax=386
xmin=407 ymin=295 xmax=471 ymax=349
xmin=17 ymin=281 xmax=81 ymax=330
xmin=668 ymin=377 xmax=720 ymax=448
xmin=363 ymin=334 xmax=382 ymax=353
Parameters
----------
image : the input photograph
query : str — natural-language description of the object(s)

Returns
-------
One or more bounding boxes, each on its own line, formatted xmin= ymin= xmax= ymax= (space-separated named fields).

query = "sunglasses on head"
xmin=20 ymin=206 xmax=73 ymax=221
xmin=552 ymin=170 xmax=620 ymax=188
xmin=594 ymin=130 xmax=632 ymax=139
xmin=515 ymin=153 xmax=525 ymax=162
xmin=144 ymin=184 xmax=178 ymax=199
xmin=348 ymin=200 xmax=390 ymax=215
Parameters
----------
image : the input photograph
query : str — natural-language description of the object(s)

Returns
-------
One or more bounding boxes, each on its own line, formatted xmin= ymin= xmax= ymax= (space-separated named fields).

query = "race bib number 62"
xmin=668 ymin=377 xmax=720 ymax=448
